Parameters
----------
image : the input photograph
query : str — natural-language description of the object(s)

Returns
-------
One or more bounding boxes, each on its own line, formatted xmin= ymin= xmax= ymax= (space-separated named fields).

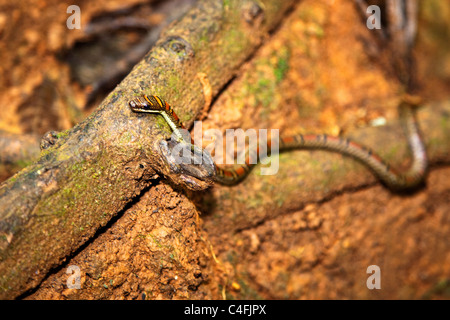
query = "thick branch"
xmin=0 ymin=0 xmax=296 ymax=299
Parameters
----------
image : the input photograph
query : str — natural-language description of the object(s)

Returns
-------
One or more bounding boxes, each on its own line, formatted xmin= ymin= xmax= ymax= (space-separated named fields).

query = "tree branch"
xmin=0 ymin=0 xmax=297 ymax=298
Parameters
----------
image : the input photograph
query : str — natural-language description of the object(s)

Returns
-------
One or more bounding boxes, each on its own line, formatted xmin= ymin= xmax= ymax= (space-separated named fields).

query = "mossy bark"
xmin=0 ymin=0 xmax=296 ymax=299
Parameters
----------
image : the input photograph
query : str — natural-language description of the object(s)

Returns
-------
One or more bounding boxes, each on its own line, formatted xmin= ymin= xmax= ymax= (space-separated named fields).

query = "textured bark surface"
xmin=0 ymin=0 xmax=296 ymax=299
xmin=1 ymin=0 xmax=449 ymax=300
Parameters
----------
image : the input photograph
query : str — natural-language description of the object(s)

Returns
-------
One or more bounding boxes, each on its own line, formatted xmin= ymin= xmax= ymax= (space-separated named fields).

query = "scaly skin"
xmin=129 ymin=95 xmax=428 ymax=191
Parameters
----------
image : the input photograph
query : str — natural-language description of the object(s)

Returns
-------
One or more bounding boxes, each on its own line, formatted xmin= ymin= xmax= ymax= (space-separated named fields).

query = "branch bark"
xmin=0 ymin=0 xmax=296 ymax=299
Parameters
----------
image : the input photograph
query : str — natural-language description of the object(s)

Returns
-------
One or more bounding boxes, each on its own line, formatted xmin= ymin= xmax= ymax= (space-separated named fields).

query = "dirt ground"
xmin=1 ymin=0 xmax=449 ymax=299
xmin=204 ymin=166 xmax=450 ymax=299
